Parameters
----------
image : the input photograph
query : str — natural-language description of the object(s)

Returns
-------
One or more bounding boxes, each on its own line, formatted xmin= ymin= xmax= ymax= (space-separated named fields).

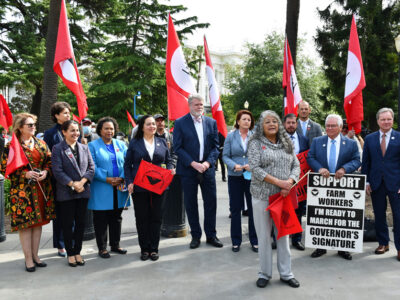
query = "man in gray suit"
xmin=296 ymin=101 xmax=323 ymax=147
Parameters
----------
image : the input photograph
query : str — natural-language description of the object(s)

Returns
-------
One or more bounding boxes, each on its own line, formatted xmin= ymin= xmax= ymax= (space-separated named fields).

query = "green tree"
xmin=89 ymin=0 xmax=208 ymax=133
xmin=315 ymin=0 xmax=400 ymax=130
xmin=224 ymin=32 xmax=326 ymax=122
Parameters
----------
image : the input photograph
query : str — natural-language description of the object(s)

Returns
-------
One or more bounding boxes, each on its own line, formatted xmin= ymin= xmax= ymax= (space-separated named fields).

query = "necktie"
xmin=290 ymin=135 xmax=295 ymax=141
xmin=302 ymin=122 xmax=307 ymax=136
xmin=381 ymin=134 xmax=386 ymax=156
xmin=328 ymin=139 xmax=336 ymax=173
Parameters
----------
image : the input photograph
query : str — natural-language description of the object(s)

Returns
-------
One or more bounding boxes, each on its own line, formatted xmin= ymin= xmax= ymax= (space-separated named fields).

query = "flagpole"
xmin=289 ymin=170 xmax=311 ymax=191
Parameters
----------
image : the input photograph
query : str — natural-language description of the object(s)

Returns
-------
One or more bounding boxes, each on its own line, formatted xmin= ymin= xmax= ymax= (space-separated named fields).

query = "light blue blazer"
xmin=88 ymin=138 xmax=130 ymax=210
xmin=223 ymin=130 xmax=252 ymax=176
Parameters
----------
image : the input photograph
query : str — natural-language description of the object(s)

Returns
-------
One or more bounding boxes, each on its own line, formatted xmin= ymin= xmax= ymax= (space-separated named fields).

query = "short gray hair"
xmin=376 ymin=107 xmax=394 ymax=120
xmin=188 ymin=94 xmax=204 ymax=105
xmin=325 ymin=114 xmax=343 ymax=127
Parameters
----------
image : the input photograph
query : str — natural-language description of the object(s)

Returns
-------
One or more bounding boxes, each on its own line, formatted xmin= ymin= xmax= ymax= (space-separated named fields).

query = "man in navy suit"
xmin=173 ymin=94 xmax=222 ymax=249
xmin=283 ymin=113 xmax=309 ymax=251
xmin=307 ymin=114 xmax=361 ymax=260
xmin=362 ymin=108 xmax=400 ymax=261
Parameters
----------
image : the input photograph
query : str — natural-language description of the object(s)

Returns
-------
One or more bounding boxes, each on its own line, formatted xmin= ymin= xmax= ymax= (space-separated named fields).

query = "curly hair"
xmin=96 ymin=116 xmax=119 ymax=138
xmin=250 ymin=110 xmax=293 ymax=154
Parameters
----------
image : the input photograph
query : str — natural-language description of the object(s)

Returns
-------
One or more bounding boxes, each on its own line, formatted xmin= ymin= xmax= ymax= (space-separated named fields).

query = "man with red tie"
xmin=362 ymin=108 xmax=400 ymax=261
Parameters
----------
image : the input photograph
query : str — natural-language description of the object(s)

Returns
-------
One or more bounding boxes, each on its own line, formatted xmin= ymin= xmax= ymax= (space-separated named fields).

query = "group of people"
xmin=1 ymin=96 xmax=399 ymax=290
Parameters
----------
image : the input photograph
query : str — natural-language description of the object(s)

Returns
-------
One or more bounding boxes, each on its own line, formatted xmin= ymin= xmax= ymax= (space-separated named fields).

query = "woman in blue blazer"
xmin=223 ymin=110 xmax=258 ymax=252
xmin=124 ymin=115 xmax=174 ymax=261
xmin=88 ymin=117 xmax=130 ymax=259
xmin=52 ymin=120 xmax=95 ymax=267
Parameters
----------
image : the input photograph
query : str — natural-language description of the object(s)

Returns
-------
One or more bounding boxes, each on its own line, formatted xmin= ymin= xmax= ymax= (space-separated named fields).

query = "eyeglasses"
xmin=24 ymin=123 xmax=36 ymax=128
xmin=325 ymin=124 xmax=338 ymax=128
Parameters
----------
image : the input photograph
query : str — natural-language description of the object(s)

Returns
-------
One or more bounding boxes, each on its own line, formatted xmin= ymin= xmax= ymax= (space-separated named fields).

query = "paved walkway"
xmin=0 ymin=171 xmax=399 ymax=299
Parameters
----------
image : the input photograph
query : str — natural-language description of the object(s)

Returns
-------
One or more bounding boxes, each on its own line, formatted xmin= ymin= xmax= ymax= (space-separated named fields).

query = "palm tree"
xmin=39 ymin=0 xmax=61 ymax=132
xmin=285 ymin=0 xmax=300 ymax=67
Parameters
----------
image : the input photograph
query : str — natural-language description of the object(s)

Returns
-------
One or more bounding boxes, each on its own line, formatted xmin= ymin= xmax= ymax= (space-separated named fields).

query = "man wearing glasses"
xmin=306 ymin=114 xmax=361 ymax=260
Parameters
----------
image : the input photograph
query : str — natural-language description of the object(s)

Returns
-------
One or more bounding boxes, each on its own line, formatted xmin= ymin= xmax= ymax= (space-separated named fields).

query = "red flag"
xmin=267 ymin=191 xmax=302 ymax=239
xmin=204 ymin=36 xmax=228 ymax=138
xmin=282 ymin=38 xmax=302 ymax=116
xmin=344 ymin=15 xmax=365 ymax=134
xmin=53 ymin=0 xmax=88 ymax=120
xmin=72 ymin=114 xmax=80 ymax=122
xmin=5 ymin=133 xmax=29 ymax=178
xmin=165 ymin=14 xmax=196 ymax=121
xmin=126 ymin=110 xmax=136 ymax=127
xmin=133 ymin=160 xmax=174 ymax=195
xmin=0 ymin=94 xmax=13 ymax=131
xmin=296 ymin=150 xmax=311 ymax=203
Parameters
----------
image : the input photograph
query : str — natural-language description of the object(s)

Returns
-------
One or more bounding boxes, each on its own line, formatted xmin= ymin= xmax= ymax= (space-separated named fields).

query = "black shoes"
xmin=140 ymin=252 xmax=150 ymax=261
xmin=256 ymin=278 xmax=269 ymax=288
xmin=311 ymin=248 xmax=327 ymax=258
xmin=338 ymin=251 xmax=352 ymax=260
xmin=280 ymin=278 xmax=300 ymax=288
xmin=271 ymin=241 xmax=277 ymax=250
xmin=25 ymin=263 xmax=36 ymax=272
xmin=206 ymin=237 xmax=223 ymax=248
xmin=242 ymin=210 xmax=249 ymax=216
xmin=98 ymin=250 xmax=111 ymax=259
xmin=251 ymin=245 xmax=259 ymax=253
xmin=111 ymin=247 xmax=128 ymax=255
xmin=292 ymin=241 xmax=305 ymax=251
xmin=33 ymin=260 xmax=47 ymax=267
xmin=150 ymin=253 xmax=159 ymax=261
xmin=232 ymin=245 xmax=240 ymax=252
xmin=222 ymin=177 xmax=226 ymax=182
xmin=190 ymin=238 xmax=201 ymax=249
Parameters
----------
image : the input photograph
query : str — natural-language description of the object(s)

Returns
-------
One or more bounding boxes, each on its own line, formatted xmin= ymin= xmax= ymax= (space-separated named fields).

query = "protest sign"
xmin=305 ymin=172 xmax=365 ymax=252
xmin=296 ymin=150 xmax=310 ymax=202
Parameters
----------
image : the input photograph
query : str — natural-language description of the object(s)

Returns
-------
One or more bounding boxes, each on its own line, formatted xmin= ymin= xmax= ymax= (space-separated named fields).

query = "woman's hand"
xmin=280 ymin=189 xmax=290 ymax=197
xmin=37 ymin=170 xmax=48 ymax=182
xmin=26 ymin=170 xmax=40 ymax=181
xmin=234 ymin=164 xmax=243 ymax=172
xmin=72 ymin=181 xmax=84 ymax=193
xmin=242 ymin=164 xmax=250 ymax=171
xmin=277 ymin=179 xmax=293 ymax=191
xmin=106 ymin=177 xmax=123 ymax=187
xmin=170 ymin=169 xmax=176 ymax=175
xmin=128 ymin=183 xmax=134 ymax=194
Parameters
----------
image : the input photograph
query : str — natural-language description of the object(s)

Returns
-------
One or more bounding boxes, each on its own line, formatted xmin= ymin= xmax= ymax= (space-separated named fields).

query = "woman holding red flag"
xmin=247 ymin=110 xmax=300 ymax=289
xmin=124 ymin=115 xmax=174 ymax=261
xmin=1 ymin=113 xmax=55 ymax=272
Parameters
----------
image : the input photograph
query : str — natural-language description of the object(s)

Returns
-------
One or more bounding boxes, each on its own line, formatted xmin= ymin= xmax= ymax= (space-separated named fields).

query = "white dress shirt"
xmin=191 ymin=114 xmax=204 ymax=161
xmin=144 ymin=138 xmax=155 ymax=160
xmin=327 ymin=135 xmax=341 ymax=167
xmin=289 ymin=132 xmax=300 ymax=154
xmin=241 ymin=134 xmax=249 ymax=152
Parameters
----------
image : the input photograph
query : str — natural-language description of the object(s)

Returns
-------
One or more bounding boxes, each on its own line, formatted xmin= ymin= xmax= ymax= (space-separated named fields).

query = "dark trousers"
xmin=93 ymin=189 xmax=123 ymax=251
xmin=133 ymin=191 xmax=163 ymax=253
xmin=181 ymin=170 xmax=217 ymax=239
xmin=53 ymin=201 xmax=65 ymax=249
xmin=58 ymin=198 xmax=88 ymax=256
xmin=372 ymin=184 xmax=400 ymax=250
xmin=292 ymin=201 xmax=306 ymax=243
xmin=216 ymin=153 xmax=226 ymax=179
xmin=228 ymin=175 xmax=257 ymax=246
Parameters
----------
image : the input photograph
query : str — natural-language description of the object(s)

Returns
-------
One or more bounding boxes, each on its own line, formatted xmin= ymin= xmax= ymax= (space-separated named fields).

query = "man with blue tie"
xmin=307 ymin=114 xmax=361 ymax=260
xmin=362 ymin=108 xmax=400 ymax=261
xmin=173 ymin=94 xmax=223 ymax=249
xmin=283 ymin=113 xmax=309 ymax=251
xmin=296 ymin=101 xmax=323 ymax=147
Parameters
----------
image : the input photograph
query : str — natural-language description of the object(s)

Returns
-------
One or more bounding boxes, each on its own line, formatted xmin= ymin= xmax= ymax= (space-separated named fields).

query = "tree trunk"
xmin=30 ymin=85 xmax=42 ymax=118
xmin=285 ymin=0 xmax=300 ymax=68
xmin=39 ymin=0 xmax=61 ymax=132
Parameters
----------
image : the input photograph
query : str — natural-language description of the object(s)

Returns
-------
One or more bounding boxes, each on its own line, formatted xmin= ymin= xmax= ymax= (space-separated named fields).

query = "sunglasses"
xmin=24 ymin=123 xmax=36 ymax=128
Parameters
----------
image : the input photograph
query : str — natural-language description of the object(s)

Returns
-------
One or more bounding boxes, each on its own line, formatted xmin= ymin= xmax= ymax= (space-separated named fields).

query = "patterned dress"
xmin=1 ymin=137 xmax=55 ymax=231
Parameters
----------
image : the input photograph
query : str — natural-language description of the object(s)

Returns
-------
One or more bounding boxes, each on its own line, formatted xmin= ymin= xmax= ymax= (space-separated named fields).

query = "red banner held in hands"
xmin=296 ymin=150 xmax=311 ymax=203
xmin=5 ymin=133 xmax=29 ymax=178
xmin=133 ymin=160 xmax=174 ymax=195
xmin=267 ymin=190 xmax=303 ymax=239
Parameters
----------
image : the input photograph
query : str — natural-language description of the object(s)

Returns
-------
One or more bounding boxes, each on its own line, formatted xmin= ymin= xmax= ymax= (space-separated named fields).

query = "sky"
xmin=167 ymin=0 xmax=333 ymax=60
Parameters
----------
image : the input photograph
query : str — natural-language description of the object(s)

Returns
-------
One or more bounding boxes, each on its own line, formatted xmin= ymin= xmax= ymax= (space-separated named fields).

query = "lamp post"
xmin=133 ymin=91 xmax=141 ymax=120
xmin=244 ymin=100 xmax=249 ymax=109
xmin=395 ymin=35 xmax=400 ymax=126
